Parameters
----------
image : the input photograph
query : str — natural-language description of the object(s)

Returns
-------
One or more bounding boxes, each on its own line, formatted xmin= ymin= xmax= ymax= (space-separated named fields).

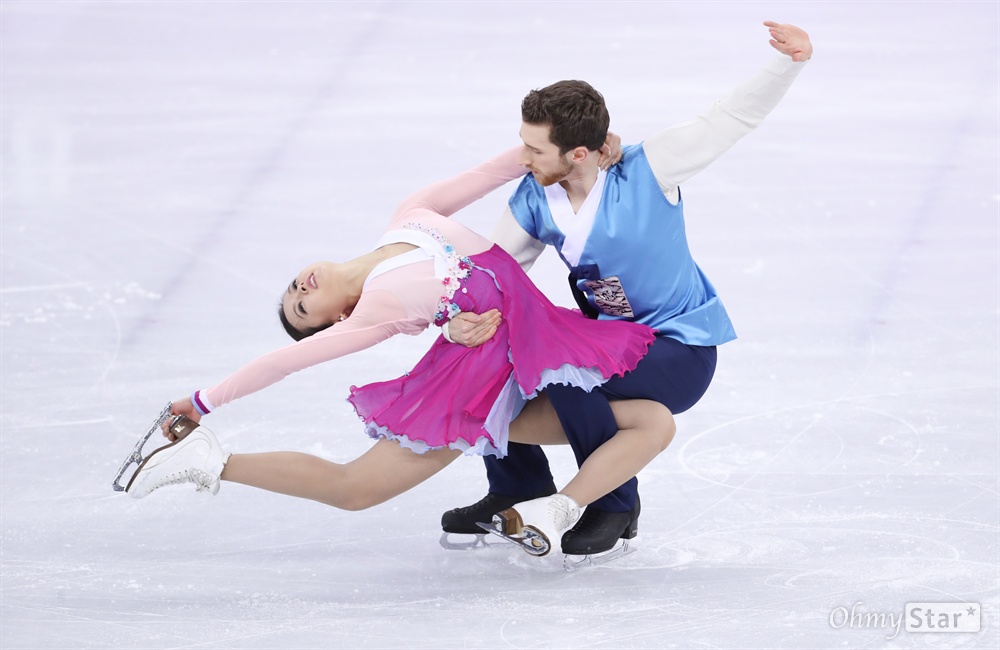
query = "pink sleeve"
xmin=202 ymin=290 xmax=419 ymax=410
xmin=390 ymin=147 xmax=525 ymax=224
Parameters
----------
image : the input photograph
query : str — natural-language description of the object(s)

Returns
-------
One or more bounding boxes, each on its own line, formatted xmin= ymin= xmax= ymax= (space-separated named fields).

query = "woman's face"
xmin=281 ymin=262 xmax=343 ymax=333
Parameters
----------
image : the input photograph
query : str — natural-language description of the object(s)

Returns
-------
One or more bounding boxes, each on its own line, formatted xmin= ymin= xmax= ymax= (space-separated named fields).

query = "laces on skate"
xmin=143 ymin=467 xmax=218 ymax=494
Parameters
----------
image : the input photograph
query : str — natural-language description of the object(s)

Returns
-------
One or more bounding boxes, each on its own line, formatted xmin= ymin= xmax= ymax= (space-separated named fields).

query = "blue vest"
xmin=508 ymin=144 xmax=736 ymax=346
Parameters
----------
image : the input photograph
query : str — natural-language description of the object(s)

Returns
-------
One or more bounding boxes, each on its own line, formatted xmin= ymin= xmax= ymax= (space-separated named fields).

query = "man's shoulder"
xmin=507 ymin=175 xmax=548 ymax=234
xmin=620 ymin=142 xmax=649 ymax=166
xmin=607 ymin=143 xmax=655 ymax=182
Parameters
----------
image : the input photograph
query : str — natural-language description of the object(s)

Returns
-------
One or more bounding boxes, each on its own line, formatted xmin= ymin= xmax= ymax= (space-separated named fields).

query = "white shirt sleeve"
xmin=643 ymin=55 xmax=809 ymax=202
xmin=490 ymin=205 xmax=546 ymax=272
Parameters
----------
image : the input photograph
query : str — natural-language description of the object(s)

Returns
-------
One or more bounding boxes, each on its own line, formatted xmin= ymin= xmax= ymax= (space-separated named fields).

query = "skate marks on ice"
xmin=0 ymin=546 xmax=680 ymax=649
xmin=622 ymin=389 xmax=1000 ymax=643
xmin=4 ymin=416 xmax=997 ymax=650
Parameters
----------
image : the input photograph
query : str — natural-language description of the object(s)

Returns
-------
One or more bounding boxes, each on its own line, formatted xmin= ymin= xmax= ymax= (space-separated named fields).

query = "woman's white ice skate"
xmin=477 ymin=494 xmax=581 ymax=557
xmin=124 ymin=421 xmax=229 ymax=499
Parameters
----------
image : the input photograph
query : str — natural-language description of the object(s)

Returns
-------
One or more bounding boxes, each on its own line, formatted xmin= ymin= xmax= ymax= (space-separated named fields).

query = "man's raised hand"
xmin=764 ymin=21 xmax=812 ymax=62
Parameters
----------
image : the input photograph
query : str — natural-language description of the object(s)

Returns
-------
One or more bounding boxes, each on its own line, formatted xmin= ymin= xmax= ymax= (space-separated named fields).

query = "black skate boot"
xmin=561 ymin=496 xmax=640 ymax=556
xmin=441 ymin=482 xmax=557 ymax=534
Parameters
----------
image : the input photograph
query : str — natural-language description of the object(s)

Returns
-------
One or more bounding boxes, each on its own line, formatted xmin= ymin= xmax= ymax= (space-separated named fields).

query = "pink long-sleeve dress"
xmin=198 ymin=149 xmax=655 ymax=457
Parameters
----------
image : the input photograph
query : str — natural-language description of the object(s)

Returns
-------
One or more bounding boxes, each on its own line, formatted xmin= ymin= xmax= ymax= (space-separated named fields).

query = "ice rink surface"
xmin=2 ymin=1 xmax=998 ymax=648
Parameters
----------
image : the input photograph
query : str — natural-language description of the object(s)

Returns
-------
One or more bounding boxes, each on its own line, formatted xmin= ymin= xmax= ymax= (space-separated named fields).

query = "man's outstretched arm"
xmin=643 ymin=21 xmax=813 ymax=197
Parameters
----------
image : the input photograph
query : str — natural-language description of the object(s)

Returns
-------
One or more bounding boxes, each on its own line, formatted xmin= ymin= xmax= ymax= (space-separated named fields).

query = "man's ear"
xmin=570 ymin=146 xmax=590 ymax=163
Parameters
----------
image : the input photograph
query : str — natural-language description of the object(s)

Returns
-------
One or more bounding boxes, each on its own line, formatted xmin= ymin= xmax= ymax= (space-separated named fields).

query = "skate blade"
xmin=563 ymin=537 xmax=638 ymax=572
xmin=112 ymin=406 xmax=199 ymax=493
xmin=475 ymin=519 xmax=551 ymax=557
xmin=437 ymin=532 xmax=509 ymax=551
xmin=111 ymin=403 xmax=173 ymax=492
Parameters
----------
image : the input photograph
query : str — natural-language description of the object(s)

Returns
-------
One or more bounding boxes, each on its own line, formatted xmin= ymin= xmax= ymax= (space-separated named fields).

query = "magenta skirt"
xmin=348 ymin=245 xmax=655 ymax=457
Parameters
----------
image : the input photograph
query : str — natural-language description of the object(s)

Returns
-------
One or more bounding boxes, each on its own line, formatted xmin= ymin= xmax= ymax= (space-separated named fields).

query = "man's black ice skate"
xmin=561 ymin=497 xmax=640 ymax=570
xmin=440 ymin=481 xmax=557 ymax=535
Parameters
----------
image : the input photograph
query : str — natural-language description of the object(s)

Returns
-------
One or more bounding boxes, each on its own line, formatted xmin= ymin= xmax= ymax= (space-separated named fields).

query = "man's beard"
xmin=531 ymin=158 xmax=574 ymax=187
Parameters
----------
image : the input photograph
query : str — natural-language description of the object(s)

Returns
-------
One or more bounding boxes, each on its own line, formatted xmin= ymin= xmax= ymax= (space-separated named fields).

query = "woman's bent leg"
xmin=221 ymin=439 xmax=462 ymax=510
xmin=509 ymin=395 xmax=676 ymax=508
xmin=559 ymin=399 xmax=674 ymax=508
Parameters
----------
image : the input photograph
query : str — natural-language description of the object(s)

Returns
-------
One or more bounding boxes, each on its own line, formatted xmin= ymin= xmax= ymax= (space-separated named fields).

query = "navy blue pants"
xmin=483 ymin=334 xmax=717 ymax=512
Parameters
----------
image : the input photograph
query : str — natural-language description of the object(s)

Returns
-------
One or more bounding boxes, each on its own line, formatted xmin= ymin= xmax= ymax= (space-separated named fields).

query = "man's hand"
xmin=598 ymin=132 xmax=623 ymax=170
xmin=764 ymin=21 xmax=812 ymax=62
xmin=447 ymin=309 xmax=502 ymax=347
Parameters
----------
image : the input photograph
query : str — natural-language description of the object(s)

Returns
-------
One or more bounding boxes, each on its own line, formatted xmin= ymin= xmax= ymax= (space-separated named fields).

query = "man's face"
xmin=517 ymin=122 xmax=573 ymax=186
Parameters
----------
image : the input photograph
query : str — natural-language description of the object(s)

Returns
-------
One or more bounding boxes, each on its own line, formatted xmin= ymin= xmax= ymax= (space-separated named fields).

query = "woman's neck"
xmin=346 ymin=243 xmax=420 ymax=302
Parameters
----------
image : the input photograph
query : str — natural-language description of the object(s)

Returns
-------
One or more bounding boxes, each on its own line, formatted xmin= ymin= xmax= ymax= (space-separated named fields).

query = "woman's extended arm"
xmin=389 ymin=147 xmax=526 ymax=224
xmin=165 ymin=290 xmax=413 ymax=432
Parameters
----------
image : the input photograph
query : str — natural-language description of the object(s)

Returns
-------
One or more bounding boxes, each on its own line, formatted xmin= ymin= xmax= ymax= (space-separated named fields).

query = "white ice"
xmin=1 ymin=1 xmax=997 ymax=648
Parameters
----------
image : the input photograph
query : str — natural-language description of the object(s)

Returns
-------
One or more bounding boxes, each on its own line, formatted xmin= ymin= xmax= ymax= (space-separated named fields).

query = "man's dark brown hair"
xmin=521 ymin=80 xmax=610 ymax=154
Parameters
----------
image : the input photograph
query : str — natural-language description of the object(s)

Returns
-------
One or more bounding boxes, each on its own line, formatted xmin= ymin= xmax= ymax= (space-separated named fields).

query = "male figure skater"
xmin=441 ymin=21 xmax=813 ymax=556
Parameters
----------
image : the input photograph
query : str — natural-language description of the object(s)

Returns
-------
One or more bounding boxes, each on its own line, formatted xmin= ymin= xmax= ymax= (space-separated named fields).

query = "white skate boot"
xmin=478 ymin=494 xmax=581 ymax=557
xmin=125 ymin=424 xmax=229 ymax=499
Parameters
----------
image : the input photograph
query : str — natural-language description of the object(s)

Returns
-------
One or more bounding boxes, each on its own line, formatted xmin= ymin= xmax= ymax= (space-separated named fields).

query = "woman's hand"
xmin=598 ymin=131 xmax=623 ymax=170
xmin=161 ymin=397 xmax=202 ymax=441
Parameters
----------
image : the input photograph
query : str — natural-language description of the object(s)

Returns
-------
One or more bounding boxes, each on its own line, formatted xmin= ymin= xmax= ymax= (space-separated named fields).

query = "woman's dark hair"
xmin=277 ymin=301 xmax=333 ymax=341
xmin=521 ymin=80 xmax=609 ymax=154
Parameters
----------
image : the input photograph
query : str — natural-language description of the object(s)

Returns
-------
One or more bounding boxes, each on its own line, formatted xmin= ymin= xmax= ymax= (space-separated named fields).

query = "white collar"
xmin=543 ymin=168 xmax=607 ymax=267
xmin=365 ymin=227 xmax=457 ymax=289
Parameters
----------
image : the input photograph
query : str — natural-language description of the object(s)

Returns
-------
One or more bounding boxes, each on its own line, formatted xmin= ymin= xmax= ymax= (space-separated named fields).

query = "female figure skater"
xmin=126 ymin=145 xmax=675 ymax=556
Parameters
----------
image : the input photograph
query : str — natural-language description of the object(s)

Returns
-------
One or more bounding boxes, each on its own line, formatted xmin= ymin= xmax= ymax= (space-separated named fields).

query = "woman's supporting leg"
xmin=554 ymin=399 xmax=674 ymax=508
xmin=221 ymin=439 xmax=462 ymax=510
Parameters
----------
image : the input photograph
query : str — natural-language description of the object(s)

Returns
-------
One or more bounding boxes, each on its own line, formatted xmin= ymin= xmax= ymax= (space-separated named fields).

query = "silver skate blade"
xmin=475 ymin=521 xmax=550 ymax=557
xmin=437 ymin=532 xmax=507 ymax=551
xmin=475 ymin=520 xmax=503 ymax=536
xmin=111 ymin=403 xmax=173 ymax=492
xmin=563 ymin=537 xmax=638 ymax=572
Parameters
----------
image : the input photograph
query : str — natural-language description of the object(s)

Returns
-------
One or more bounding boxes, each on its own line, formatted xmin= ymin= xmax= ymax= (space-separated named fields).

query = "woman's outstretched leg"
xmin=222 ymin=439 xmax=461 ymax=510
xmin=221 ymin=438 xmax=462 ymax=510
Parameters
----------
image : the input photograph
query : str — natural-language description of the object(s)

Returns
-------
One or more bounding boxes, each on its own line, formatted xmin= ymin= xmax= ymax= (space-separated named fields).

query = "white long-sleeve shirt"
xmin=492 ymin=55 xmax=809 ymax=271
